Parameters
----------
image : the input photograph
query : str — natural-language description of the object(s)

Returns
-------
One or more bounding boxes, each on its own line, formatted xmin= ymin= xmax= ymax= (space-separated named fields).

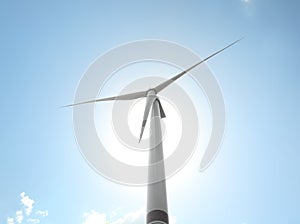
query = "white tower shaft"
xmin=147 ymin=99 xmax=169 ymax=224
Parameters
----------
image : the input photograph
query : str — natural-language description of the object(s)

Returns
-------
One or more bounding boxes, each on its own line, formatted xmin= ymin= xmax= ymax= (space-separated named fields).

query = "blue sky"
xmin=1 ymin=0 xmax=299 ymax=223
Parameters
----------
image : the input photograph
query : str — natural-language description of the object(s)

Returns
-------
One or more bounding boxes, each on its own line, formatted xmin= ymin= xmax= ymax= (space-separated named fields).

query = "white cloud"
xmin=15 ymin=211 xmax=23 ymax=224
xmin=242 ymin=0 xmax=250 ymax=3
xmin=36 ymin=210 xmax=49 ymax=217
xmin=27 ymin=218 xmax=40 ymax=224
xmin=82 ymin=210 xmax=106 ymax=224
xmin=170 ymin=215 xmax=176 ymax=224
xmin=20 ymin=192 xmax=35 ymax=216
xmin=111 ymin=208 xmax=144 ymax=224
xmin=7 ymin=217 xmax=14 ymax=224
xmin=110 ymin=207 xmax=121 ymax=219
xmin=83 ymin=208 xmax=176 ymax=224
xmin=7 ymin=192 xmax=48 ymax=224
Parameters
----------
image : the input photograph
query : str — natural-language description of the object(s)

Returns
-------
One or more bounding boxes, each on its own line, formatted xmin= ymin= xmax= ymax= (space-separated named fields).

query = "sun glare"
xmin=93 ymin=60 xmax=213 ymax=187
xmin=95 ymin=97 xmax=182 ymax=167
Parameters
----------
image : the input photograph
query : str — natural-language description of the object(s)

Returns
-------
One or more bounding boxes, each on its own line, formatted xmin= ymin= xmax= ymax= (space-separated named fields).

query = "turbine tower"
xmin=65 ymin=39 xmax=241 ymax=224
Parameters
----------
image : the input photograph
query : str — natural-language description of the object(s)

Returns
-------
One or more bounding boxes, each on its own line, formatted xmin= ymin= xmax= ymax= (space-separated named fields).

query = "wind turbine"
xmin=65 ymin=39 xmax=241 ymax=224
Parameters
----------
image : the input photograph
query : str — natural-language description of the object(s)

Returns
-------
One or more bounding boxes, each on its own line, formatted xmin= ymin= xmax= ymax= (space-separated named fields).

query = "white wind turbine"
xmin=65 ymin=39 xmax=241 ymax=224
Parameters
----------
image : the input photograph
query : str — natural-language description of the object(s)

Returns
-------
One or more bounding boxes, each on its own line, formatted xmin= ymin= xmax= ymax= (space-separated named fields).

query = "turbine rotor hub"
xmin=147 ymin=89 xmax=157 ymax=96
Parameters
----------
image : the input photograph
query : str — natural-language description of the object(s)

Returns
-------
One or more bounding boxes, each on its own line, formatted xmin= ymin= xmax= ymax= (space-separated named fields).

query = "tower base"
xmin=147 ymin=210 xmax=169 ymax=224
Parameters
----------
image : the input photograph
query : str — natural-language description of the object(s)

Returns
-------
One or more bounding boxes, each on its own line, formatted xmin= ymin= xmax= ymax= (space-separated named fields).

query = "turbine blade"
xmin=62 ymin=90 xmax=147 ymax=108
xmin=154 ymin=38 xmax=243 ymax=93
xmin=138 ymin=96 xmax=156 ymax=143
xmin=156 ymin=98 xmax=166 ymax=118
